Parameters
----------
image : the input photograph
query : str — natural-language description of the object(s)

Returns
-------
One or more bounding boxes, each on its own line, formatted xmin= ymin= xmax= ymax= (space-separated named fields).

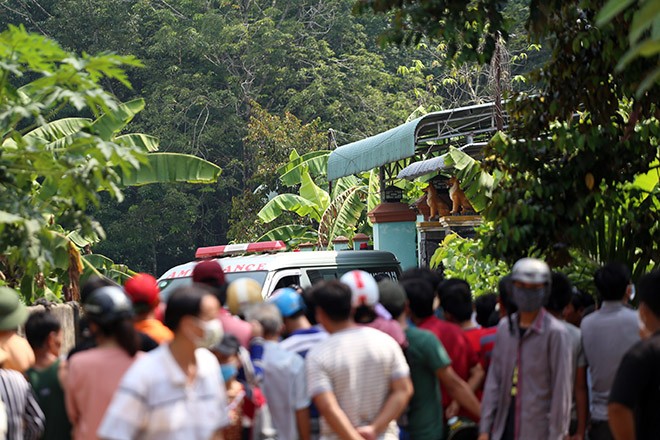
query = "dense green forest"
xmin=0 ymin=0 xmax=535 ymax=276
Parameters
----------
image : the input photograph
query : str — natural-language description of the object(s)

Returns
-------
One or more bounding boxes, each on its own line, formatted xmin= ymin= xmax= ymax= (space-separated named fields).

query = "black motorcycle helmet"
xmin=83 ymin=286 xmax=134 ymax=326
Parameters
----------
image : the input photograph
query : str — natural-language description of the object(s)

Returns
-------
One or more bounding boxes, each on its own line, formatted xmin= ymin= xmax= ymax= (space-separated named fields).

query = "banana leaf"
xmin=367 ymin=168 xmax=380 ymax=214
xmin=300 ymin=166 xmax=330 ymax=212
xmin=445 ymin=146 xmax=495 ymax=212
xmin=115 ymin=133 xmax=159 ymax=152
xmin=318 ymin=185 xmax=367 ymax=247
xmin=278 ymin=150 xmax=331 ymax=186
xmin=90 ymin=98 xmax=145 ymax=141
xmin=25 ymin=117 xmax=90 ymax=142
xmin=331 ymin=175 xmax=359 ymax=199
xmin=258 ymin=194 xmax=322 ymax=222
xmin=257 ymin=224 xmax=317 ymax=244
xmin=118 ymin=152 xmax=221 ymax=186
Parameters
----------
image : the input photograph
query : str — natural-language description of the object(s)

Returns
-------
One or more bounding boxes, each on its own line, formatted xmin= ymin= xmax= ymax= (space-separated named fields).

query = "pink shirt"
xmin=65 ymin=346 xmax=138 ymax=440
xmin=362 ymin=316 xmax=408 ymax=348
xmin=219 ymin=309 xmax=253 ymax=348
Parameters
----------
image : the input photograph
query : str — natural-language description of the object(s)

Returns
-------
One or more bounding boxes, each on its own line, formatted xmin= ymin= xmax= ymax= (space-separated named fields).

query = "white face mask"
xmin=191 ymin=318 xmax=224 ymax=349
xmin=638 ymin=310 xmax=645 ymax=329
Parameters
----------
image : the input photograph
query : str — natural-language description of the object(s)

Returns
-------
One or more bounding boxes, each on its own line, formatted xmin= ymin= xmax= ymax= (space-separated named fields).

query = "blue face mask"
xmin=220 ymin=363 xmax=238 ymax=383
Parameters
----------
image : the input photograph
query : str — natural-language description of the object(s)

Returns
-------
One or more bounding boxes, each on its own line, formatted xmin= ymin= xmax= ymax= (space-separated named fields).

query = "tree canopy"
xmin=358 ymin=0 xmax=659 ymax=275
xmin=0 ymin=0 xmax=435 ymax=275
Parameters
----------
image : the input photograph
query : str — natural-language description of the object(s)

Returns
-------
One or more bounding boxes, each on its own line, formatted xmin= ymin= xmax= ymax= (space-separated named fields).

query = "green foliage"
xmin=256 ymin=149 xmax=377 ymax=248
xmin=596 ymin=0 xmax=660 ymax=95
xmin=444 ymin=147 xmax=499 ymax=213
xmin=0 ymin=0 xmax=436 ymax=270
xmin=353 ymin=0 xmax=507 ymax=64
xmin=259 ymin=192 xmax=324 ymax=223
xmin=0 ymin=25 xmax=145 ymax=300
xmin=118 ymin=152 xmax=221 ymax=186
xmin=357 ymin=0 xmax=659 ymax=277
xmin=429 ymin=231 xmax=509 ymax=297
xmin=92 ymin=185 xmax=204 ymax=276
xmin=0 ymin=25 xmax=221 ymax=301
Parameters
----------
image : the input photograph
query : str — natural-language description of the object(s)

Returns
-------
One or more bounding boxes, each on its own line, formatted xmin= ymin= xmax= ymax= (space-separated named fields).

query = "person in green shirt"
xmin=378 ymin=279 xmax=481 ymax=440
xmin=25 ymin=309 xmax=72 ymax=440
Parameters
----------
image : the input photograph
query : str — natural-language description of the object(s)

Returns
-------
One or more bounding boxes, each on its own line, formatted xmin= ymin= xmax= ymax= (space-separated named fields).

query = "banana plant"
xmin=442 ymin=145 xmax=500 ymax=213
xmin=257 ymin=149 xmax=378 ymax=248
xmin=0 ymin=27 xmax=222 ymax=302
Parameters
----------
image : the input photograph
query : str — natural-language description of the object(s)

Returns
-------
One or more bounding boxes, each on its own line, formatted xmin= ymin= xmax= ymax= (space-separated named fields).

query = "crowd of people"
xmin=0 ymin=257 xmax=657 ymax=440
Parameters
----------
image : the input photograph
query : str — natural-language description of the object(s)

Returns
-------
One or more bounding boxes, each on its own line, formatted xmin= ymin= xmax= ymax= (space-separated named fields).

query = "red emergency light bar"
xmin=195 ymin=241 xmax=287 ymax=259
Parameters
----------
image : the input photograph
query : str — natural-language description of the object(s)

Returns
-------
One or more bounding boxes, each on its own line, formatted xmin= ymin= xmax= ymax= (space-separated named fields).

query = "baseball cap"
xmin=0 ymin=287 xmax=28 ymax=331
xmin=192 ymin=260 xmax=226 ymax=287
xmin=377 ymin=280 xmax=406 ymax=315
xmin=268 ymin=288 xmax=305 ymax=318
xmin=124 ymin=273 xmax=160 ymax=311
xmin=212 ymin=333 xmax=240 ymax=356
xmin=340 ymin=270 xmax=379 ymax=307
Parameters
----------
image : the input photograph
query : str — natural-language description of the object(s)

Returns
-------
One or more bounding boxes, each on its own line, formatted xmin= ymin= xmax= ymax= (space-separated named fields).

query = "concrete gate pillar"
xmin=367 ymin=202 xmax=417 ymax=270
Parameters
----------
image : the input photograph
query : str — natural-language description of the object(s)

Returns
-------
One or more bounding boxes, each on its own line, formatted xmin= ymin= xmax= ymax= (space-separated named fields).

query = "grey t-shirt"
xmin=580 ymin=301 xmax=640 ymax=421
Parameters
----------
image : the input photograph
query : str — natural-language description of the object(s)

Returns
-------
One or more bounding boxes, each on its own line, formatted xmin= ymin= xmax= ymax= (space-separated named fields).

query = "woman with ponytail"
xmin=64 ymin=285 xmax=140 ymax=440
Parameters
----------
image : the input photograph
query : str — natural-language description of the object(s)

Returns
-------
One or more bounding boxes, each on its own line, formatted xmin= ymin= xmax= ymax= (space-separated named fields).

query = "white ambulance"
xmin=157 ymin=241 xmax=402 ymax=300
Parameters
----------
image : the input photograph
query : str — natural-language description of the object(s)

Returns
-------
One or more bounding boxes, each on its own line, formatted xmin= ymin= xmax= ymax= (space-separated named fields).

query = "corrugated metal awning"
xmin=327 ymin=117 xmax=421 ymax=181
xmin=327 ymin=102 xmax=505 ymax=181
xmin=397 ymin=143 xmax=487 ymax=180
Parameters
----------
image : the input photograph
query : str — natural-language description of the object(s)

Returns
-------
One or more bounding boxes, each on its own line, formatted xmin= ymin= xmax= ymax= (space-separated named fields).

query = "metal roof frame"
xmin=397 ymin=142 xmax=488 ymax=180
xmin=327 ymin=102 xmax=507 ymax=181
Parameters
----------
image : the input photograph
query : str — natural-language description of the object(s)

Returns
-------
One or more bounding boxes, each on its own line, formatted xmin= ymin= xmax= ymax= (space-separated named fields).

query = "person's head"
xmin=340 ymin=270 xmax=379 ymax=324
xmin=225 ymin=278 xmax=263 ymax=318
xmin=377 ymin=280 xmax=406 ymax=319
xmin=211 ymin=333 xmax=241 ymax=384
xmin=475 ymin=293 xmax=497 ymax=327
xmin=268 ymin=288 xmax=306 ymax=320
xmin=25 ymin=310 xmax=62 ymax=357
xmin=124 ymin=273 xmax=161 ymax=317
xmin=309 ymin=281 xmax=353 ymax=327
xmin=594 ymin=262 xmax=632 ymax=302
xmin=401 ymin=278 xmax=435 ymax=319
xmin=547 ymin=272 xmax=573 ymax=316
xmin=164 ymin=285 xmax=223 ymax=349
xmin=80 ymin=276 xmax=117 ymax=303
xmin=497 ymin=275 xmax=516 ymax=317
xmin=564 ymin=288 xmax=594 ymax=327
xmin=0 ymin=287 xmax=28 ymax=336
xmin=245 ymin=303 xmax=283 ymax=339
xmin=510 ymin=258 xmax=551 ymax=313
xmin=437 ymin=279 xmax=473 ymax=323
xmin=192 ymin=260 xmax=228 ymax=304
xmin=83 ymin=286 xmax=138 ymax=357
xmin=637 ymin=270 xmax=660 ymax=335
xmin=301 ymin=287 xmax=318 ymax=325
xmin=400 ymin=267 xmax=443 ymax=295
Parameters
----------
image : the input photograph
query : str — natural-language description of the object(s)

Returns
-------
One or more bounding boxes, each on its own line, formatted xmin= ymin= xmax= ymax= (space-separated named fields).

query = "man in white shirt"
xmin=98 ymin=285 xmax=229 ymax=440
xmin=306 ymin=280 xmax=412 ymax=440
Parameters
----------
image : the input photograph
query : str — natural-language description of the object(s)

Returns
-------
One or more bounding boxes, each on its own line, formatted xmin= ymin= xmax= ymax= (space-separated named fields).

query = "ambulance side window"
xmin=269 ymin=269 xmax=302 ymax=296
xmin=306 ymin=269 xmax=339 ymax=285
xmin=273 ymin=275 xmax=300 ymax=290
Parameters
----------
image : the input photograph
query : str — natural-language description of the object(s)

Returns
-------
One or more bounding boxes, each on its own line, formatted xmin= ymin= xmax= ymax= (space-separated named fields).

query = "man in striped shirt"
xmin=306 ymin=281 xmax=412 ymax=440
xmin=0 ymin=288 xmax=45 ymax=440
